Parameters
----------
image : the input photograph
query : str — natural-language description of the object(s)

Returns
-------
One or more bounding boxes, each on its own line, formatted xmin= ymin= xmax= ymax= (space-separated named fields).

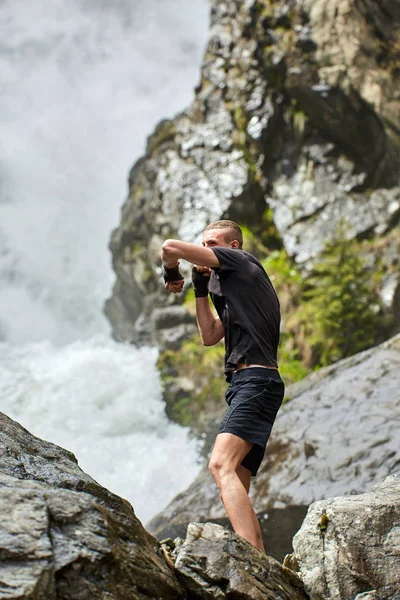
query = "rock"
xmin=174 ymin=522 xmax=308 ymax=600
xmin=2 ymin=412 xmax=399 ymax=599
xmin=0 ymin=412 xmax=183 ymax=599
xmin=148 ymin=333 xmax=400 ymax=561
xmin=291 ymin=474 xmax=400 ymax=600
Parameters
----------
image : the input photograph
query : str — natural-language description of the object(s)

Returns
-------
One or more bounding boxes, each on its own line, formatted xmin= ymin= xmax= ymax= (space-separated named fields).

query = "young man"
xmin=161 ymin=220 xmax=284 ymax=552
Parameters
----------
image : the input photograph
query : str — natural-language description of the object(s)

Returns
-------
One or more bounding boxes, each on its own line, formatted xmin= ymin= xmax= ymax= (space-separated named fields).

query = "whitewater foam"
xmin=0 ymin=0 xmax=210 ymax=522
xmin=0 ymin=335 xmax=202 ymax=522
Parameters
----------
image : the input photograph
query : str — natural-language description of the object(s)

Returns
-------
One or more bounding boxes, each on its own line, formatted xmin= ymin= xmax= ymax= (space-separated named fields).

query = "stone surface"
xmin=291 ymin=474 xmax=400 ymax=600
xmin=0 ymin=412 xmax=183 ymax=600
xmin=1 ymin=414 xmax=399 ymax=599
xmin=174 ymin=522 xmax=308 ymax=600
xmin=148 ymin=334 xmax=400 ymax=560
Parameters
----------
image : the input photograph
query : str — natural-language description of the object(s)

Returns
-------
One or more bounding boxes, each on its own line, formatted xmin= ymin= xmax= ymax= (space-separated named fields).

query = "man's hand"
xmin=194 ymin=265 xmax=211 ymax=276
xmin=192 ymin=265 xmax=211 ymax=298
xmin=163 ymin=262 xmax=184 ymax=293
xmin=165 ymin=279 xmax=184 ymax=294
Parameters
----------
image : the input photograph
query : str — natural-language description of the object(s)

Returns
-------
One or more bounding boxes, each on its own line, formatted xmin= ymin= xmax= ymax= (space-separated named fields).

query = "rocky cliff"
xmin=105 ymin=0 xmax=400 ymax=349
xmin=1 ymin=411 xmax=399 ymax=600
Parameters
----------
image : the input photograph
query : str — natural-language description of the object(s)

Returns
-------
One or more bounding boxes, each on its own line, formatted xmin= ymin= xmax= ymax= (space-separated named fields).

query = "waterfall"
xmin=0 ymin=0 xmax=209 ymax=523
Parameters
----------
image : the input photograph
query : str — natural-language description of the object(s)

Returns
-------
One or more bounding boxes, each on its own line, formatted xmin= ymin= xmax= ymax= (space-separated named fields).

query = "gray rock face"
xmin=0 ymin=412 xmax=183 ymax=600
xmin=105 ymin=0 xmax=400 ymax=342
xmin=291 ymin=474 xmax=400 ymax=600
xmin=174 ymin=522 xmax=308 ymax=600
xmin=1 ymin=410 xmax=399 ymax=599
xmin=148 ymin=333 xmax=400 ymax=560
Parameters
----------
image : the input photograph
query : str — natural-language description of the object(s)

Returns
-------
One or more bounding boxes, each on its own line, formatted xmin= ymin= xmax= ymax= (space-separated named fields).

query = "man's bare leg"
xmin=236 ymin=464 xmax=265 ymax=552
xmin=208 ymin=433 xmax=264 ymax=551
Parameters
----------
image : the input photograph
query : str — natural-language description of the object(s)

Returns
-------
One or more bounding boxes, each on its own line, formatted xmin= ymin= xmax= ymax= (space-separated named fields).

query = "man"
xmin=161 ymin=220 xmax=284 ymax=552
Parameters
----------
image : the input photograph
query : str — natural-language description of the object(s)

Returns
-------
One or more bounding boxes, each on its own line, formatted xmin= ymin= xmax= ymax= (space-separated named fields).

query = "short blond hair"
xmin=204 ymin=220 xmax=243 ymax=249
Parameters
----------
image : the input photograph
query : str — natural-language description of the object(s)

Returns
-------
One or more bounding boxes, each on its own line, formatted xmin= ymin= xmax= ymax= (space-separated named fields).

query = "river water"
xmin=0 ymin=0 xmax=209 ymax=523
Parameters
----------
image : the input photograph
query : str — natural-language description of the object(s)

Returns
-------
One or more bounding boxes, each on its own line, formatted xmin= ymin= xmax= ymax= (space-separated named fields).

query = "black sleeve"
xmin=210 ymin=247 xmax=245 ymax=276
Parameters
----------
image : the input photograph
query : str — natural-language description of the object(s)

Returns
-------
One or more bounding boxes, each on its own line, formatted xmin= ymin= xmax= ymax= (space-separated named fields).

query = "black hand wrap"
xmin=192 ymin=267 xmax=210 ymax=298
xmin=163 ymin=264 xmax=184 ymax=283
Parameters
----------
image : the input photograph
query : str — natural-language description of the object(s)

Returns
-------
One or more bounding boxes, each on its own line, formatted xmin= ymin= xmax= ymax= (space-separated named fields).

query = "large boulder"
xmin=148 ymin=333 xmax=400 ymax=561
xmin=290 ymin=474 xmax=400 ymax=600
xmin=0 ymin=412 xmax=183 ymax=599
xmin=173 ymin=522 xmax=308 ymax=600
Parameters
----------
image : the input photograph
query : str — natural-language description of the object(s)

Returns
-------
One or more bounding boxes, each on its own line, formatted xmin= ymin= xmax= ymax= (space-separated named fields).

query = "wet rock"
xmin=291 ymin=474 xmax=400 ymax=600
xmin=174 ymin=522 xmax=308 ymax=600
xmin=270 ymin=160 xmax=400 ymax=263
xmin=151 ymin=306 xmax=197 ymax=350
xmin=0 ymin=412 xmax=183 ymax=599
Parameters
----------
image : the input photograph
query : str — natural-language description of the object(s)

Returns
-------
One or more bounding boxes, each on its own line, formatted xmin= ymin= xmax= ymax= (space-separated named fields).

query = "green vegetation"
xmin=233 ymin=105 xmax=247 ymax=133
xmin=291 ymin=226 xmax=381 ymax=367
xmin=318 ymin=511 xmax=330 ymax=537
xmin=378 ymin=31 xmax=400 ymax=75
xmin=157 ymin=335 xmax=226 ymax=429
xmin=241 ymin=211 xmax=282 ymax=256
xmin=286 ymin=98 xmax=308 ymax=139
xmin=261 ymin=225 xmax=382 ymax=380
xmin=146 ymin=119 xmax=176 ymax=154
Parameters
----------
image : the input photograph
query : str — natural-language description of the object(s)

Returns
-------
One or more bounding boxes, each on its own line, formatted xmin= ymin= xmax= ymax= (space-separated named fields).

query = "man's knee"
xmin=208 ymin=455 xmax=231 ymax=483
xmin=208 ymin=456 xmax=221 ymax=480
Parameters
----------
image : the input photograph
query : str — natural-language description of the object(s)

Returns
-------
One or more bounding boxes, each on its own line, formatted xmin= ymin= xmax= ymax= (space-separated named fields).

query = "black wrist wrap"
xmin=192 ymin=267 xmax=210 ymax=298
xmin=163 ymin=264 xmax=184 ymax=283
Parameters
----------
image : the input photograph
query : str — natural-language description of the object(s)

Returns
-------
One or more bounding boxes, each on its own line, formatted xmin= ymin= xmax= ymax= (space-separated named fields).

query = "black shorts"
xmin=218 ymin=367 xmax=284 ymax=476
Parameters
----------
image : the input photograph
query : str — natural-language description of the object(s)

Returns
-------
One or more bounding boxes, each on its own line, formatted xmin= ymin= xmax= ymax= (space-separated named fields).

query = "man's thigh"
xmin=210 ymin=432 xmax=253 ymax=471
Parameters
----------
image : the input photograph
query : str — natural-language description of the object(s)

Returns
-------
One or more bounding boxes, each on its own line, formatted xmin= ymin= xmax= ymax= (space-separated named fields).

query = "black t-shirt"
xmin=209 ymin=246 xmax=281 ymax=382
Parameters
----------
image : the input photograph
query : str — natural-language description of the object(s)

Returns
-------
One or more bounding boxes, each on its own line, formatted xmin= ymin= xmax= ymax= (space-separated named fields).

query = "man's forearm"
xmin=161 ymin=244 xmax=179 ymax=268
xmin=196 ymin=297 xmax=224 ymax=346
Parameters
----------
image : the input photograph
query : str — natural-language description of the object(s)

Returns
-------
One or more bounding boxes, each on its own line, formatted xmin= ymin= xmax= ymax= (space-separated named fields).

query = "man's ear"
xmin=231 ymin=240 xmax=240 ymax=249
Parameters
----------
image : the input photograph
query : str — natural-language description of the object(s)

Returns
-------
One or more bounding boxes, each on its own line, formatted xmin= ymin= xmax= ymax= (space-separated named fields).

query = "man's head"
xmin=202 ymin=220 xmax=243 ymax=249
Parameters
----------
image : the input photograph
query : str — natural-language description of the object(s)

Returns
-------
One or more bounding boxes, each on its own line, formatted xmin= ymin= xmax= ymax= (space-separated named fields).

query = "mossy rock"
xmin=146 ymin=119 xmax=176 ymax=155
xmin=158 ymin=335 xmax=227 ymax=437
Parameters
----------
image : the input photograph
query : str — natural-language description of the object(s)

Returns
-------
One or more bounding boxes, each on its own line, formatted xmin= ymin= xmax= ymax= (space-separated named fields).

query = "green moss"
xmin=262 ymin=249 xmax=303 ymax=289
xmin=377 ymin=31 xmax=400 ymax=74
xmin=278 ymin=342 xmax=310 ymax=386
xmin=254 ymin=0 xmax=275 ymax=19
xmin=146 ymin=119 xmax=176 ymax=154
xmin=132 ymin=183 xmax=145 ymax=202
xmin=233 ymin=105 xmax=248 ymax=133
xmin=259 ymin=207 xmax=283 ymax=249
xmin=241 ymin=225 xmax=267 ymax=256
xmin=157 ymin=336 xmax=226 ymax=431
xmin=293 ymin=110 xmax=307 ymax=137
xmin=286 ymin=98 xmax=308 ymax=138
xmin=318 ymin=511 xmax=330 ymax=536
xmin=169 ymin=396 xmax=193 ymax=427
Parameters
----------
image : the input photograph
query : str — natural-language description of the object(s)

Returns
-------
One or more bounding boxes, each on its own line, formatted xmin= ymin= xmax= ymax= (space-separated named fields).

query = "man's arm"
xmin=161 ymin=239 xmax=224 ymax=344
xmin=196 ymin=296 xmax=225 ymax=346
xmin=161 ymin=239 xmax=220 ymax=269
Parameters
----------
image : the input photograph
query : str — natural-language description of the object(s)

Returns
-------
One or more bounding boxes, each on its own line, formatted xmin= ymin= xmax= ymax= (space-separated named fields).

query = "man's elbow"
xmin=201 ymin=334 xmax=220 ymax=347
xmin=162 ymin=239 xmax=180 ymax=261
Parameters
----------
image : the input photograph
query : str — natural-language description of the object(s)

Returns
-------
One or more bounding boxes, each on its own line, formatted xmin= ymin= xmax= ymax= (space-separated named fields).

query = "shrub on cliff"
xmin=289 ymin=227 xmax=381 ymax=367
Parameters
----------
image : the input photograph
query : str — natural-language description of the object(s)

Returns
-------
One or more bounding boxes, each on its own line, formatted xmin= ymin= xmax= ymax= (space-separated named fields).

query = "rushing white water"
xmin=0 ymin=336 xmax=202 ymax=521
xmin=0 ymin=0 xmax=210 ymax=522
